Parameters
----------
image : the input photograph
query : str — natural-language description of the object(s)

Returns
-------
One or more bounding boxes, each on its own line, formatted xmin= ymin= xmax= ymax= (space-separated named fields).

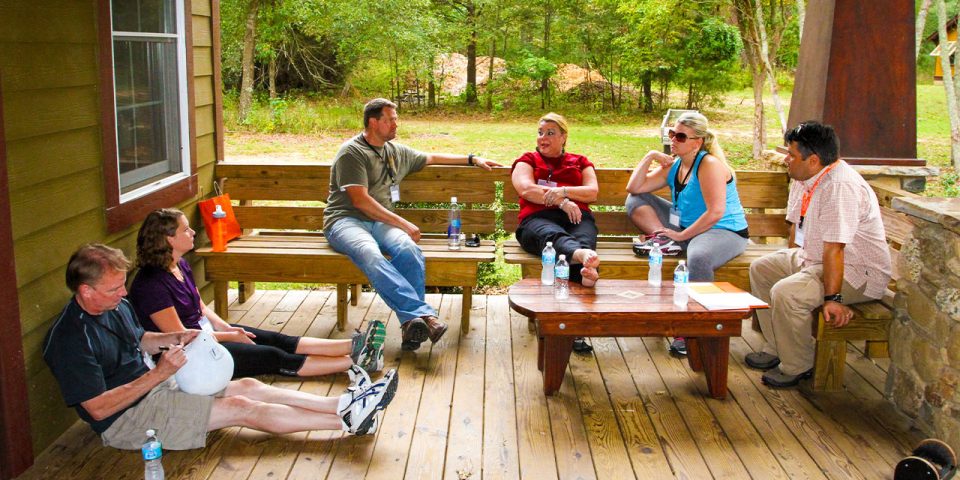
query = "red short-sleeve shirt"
xmin=511 ymin=151 xmax=595 ymax=222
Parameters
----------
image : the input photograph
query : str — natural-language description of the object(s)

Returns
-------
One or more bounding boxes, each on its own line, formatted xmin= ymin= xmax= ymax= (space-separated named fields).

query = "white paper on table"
xmin=687 ymin=282 xmax=769 ymax=310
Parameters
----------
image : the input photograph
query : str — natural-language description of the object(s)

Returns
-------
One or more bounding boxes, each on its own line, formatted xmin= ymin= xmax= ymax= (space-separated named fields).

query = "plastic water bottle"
xmin=554 ymin=254 xmax=570 ymax=299
xmin=142 ymin=429 xmax=165 ymax=480
xmin=673 ymin=260 xmax=689 ymax=307
xmin=448 ymin=196 xmax=461 ymax=251
xmin=211 ymin=204 xmax=228 ymax=252
xmin=648 ymin=246 xmax=662 ymax=287
xmin=541 ymin=242 xmax=556 ymax=285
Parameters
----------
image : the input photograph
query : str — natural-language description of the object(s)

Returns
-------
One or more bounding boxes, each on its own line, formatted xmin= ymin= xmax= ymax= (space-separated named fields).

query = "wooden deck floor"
xmin=19 ymin=289 xmax=921 ymax=479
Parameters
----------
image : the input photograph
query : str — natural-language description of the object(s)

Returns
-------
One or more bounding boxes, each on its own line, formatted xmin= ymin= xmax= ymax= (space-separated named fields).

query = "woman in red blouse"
xmin=510 ymin=112 xmax=601 ymax=287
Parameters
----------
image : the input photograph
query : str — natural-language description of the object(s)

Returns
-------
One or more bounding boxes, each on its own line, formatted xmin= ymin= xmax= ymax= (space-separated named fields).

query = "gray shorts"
xmin=100 ymin=378 xmax=218 ymax=450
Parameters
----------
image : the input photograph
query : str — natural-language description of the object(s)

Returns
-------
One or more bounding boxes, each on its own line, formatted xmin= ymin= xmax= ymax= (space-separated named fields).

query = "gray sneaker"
xmin=744 ymin=351 xmax=780 ymax=370
xmin=351 ymin=320 xmax=386 ymax=373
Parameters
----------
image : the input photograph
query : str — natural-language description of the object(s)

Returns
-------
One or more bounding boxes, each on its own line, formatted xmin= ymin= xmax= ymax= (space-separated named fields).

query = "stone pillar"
xmin=889 ymin=197 xmax=960 ymax=448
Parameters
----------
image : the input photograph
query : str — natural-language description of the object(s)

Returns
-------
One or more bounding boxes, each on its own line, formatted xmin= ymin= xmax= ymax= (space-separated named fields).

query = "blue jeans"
xmin=325 ymin=217 xmax=436 ymax=323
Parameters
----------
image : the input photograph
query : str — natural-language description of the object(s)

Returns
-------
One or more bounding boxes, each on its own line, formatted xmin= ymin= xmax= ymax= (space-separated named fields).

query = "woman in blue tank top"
xmin=625 ymin=112 xmax=749 ymax=354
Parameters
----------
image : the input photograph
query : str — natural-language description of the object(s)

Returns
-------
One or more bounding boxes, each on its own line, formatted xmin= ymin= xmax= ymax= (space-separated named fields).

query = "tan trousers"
xmin=749 ymin=248 xmax=874 ymax=375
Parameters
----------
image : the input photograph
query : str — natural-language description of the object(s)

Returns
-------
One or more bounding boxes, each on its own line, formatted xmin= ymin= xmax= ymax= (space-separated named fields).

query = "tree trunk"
xmin=268 ymin=54 xmax=277 ymax=99
xmin=641 ymin=73 xmax=653 ymax=112
xmin=465 ymin=2 xmax=478 ymax=104
xmin=734 ymin=0 xmax=766 ymax=159
xmin=428 ymin=80 xmax=436 ymax=108
xmin=541 ymin=2 xmax=552 ymax=109
xmin=754 ymin=0 xmax=788 ymax=133
xmin=486 ymin=37 xmax=496 ymax=111
xmin=796 ymin=0 xmax=805 ymax=44
xmin=937 ymin=0 xmax=960 ymax=168
xmin=237 ymin=0 xmax=261 ymax=123
xmin=916 ymin=0 xmax=933 ymax=58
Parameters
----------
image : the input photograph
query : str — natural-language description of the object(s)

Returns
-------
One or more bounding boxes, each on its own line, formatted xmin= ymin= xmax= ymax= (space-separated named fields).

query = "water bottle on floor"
xmin=541 ymin=242 xmax=556 ymax=285
xmin=448 ymin=196 xmax=461 ymax=251
xmin=673 ymin=260 xmax=689 ymax=307
xmin=555 ymin=254 xmax=570 ymax=299
xmin=143 ymin=429 xmax=165 ymax=480
xmin=648 ymin=246 xmax=662 ymax=287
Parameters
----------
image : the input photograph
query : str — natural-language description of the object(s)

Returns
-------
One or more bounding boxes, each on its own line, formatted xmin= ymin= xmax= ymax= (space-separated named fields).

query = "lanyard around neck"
xmin=799 ymin=161 xmax=839 ymax=229
xmin=358 ymin=134 xmax=396 ymax=183
xmin=673 ymin=151 xmax=702 ymax=204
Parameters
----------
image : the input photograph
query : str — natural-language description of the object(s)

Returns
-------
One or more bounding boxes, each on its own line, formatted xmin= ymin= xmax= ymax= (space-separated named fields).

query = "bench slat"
xmin=235 ymin=206 xmax=498 ymax=234
xmin=502 ymin=210 xmax=790 ymax=238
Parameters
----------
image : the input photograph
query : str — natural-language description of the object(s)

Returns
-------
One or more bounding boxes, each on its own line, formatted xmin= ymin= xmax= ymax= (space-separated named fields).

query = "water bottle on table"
xmin=142 ymin=429 xmax=165 ymax=480
xmin=673 ymin=260 xmax=689 ymax=307
xmin=648 ymin=246 xmax=662 ymax=287
xmin=448 ymin=196 xmax=462 ymax=250
xmin=554 ymin=254 xmax=569 ymax=299
xmin=541 ymin=242 xmax=556 ymax=285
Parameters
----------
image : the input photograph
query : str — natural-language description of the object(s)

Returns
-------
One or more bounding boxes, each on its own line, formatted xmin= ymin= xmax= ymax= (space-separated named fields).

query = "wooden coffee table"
xmin=508 ymin=278 xmax=761 ymax=399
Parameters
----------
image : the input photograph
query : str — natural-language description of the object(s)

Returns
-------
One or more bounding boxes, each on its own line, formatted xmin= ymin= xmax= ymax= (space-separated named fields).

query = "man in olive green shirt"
xmin=324 ymin=98 xmax=501 ymax=351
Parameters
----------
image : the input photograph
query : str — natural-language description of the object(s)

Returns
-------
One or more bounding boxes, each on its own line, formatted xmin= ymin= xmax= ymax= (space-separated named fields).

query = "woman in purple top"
xmin=128 ymin=208 xmax=355 ymax=379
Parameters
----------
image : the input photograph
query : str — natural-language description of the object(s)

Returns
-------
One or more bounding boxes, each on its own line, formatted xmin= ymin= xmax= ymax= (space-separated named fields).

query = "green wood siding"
xmin=0 ymin=0 xmax=221 ymax=455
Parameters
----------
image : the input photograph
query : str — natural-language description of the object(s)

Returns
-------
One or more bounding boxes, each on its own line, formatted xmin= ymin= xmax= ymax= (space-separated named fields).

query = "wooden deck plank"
xmin=734 ymin=332 xmax=890 ymax=479
xmin=445 ymin=295 xmax=488 ymax=480
xmin=20 ymin=290 xmax=923 ymax=480
xmin=482 ymin=295 xmax=522 ymax=479
xmin=509 ymin=308 xmax=560 ymax=480
xmin=286 ymin=291 xmax=376 ymax=480
xmin=589 ymin=337 xmax=674 ymax=478
xmin=404 ymin=295 xmax=463 ymax=479
xmin=639 ymin=337 xmax=751 ymax=478
xmin=330 ymin=294 xmax=412 ymax=479
xmin=568 ymin=342 xmax=640 ymax=479
xmin=616 ymin=337 xmax=713 ymax=479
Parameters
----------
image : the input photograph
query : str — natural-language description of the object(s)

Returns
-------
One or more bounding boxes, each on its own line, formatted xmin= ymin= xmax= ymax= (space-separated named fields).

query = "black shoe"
xmin=401 ymin=318 xmax=429 ymax=351
xmin=761 ymin=367 xmax=813 ymax=388
xmin=572 ymin=337 xmax=593 ymax=354
xmin=668 ymin=337 xmax=687 ymax=356
xmin=744 ymin=351 xmax=781 ymax=370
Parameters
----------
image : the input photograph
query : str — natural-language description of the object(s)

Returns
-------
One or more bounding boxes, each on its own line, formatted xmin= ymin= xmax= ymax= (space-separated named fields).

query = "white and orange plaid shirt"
xmin=785 ymin=160 xmax=892 ymax=298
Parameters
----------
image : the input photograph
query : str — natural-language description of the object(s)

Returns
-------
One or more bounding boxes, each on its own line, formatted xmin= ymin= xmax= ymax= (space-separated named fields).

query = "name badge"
xmin=794 ymin=224 xmax=805 ymax=248
xmin=390 ymin=184 xmax=401 ymax=202
xmin=537 ymin=179 xmax=558 ymax=188
xmin=668 ymin=207 xmax=681 ymax=228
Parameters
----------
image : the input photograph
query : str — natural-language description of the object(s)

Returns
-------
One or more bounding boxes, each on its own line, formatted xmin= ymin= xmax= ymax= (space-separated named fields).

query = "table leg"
xmin=687 ymin=337 xmax=703 ymax=372
xmin=537 ymin=333 xmax=544 ymax=372
xmin=697 ymin=337 xmax=731 ymax=399
xmin=542 ymin=336 xmax=574 ymax=396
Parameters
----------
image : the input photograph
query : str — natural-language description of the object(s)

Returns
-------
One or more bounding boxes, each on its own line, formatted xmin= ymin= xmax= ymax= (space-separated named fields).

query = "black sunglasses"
xmin=668 ymin=129 xmax=700 ymax=143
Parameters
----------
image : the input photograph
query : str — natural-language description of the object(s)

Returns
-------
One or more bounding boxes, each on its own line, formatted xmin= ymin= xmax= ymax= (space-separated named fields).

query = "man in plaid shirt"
xmin=744 ymin=121 xmax=892 ymax=388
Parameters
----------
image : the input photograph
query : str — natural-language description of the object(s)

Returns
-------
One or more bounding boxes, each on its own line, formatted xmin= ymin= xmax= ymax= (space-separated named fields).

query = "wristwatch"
xmin=823 ymin=293 xmax=843 ymax=304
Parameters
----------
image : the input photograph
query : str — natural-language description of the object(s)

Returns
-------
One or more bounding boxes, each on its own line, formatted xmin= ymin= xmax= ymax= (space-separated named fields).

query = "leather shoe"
xmin=423 ymin=315 xmax=448 ymax=343
xmin=401 ymin=318 xmax=429 ymax=351
xmin=761 ymin=366 xmax=813 ymax=388
xmin=572 ymin=337 xmax=593 ymax=354
xmin=745 ymin=351 xmax=781 ymax=370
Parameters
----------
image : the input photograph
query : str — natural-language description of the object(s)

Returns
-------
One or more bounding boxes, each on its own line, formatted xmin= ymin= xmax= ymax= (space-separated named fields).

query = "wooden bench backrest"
xmin=502 ymin=168 xmax=792 ymax=240
xmin=217 ymin=162 xmax=511 ymax=235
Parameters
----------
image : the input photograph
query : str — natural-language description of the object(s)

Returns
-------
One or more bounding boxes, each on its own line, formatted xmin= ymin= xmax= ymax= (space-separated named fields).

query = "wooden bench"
xmin=501 ymin=167 xmax=910 ymax=391
xmin=196 ymin=162 xmax=507 ymax=332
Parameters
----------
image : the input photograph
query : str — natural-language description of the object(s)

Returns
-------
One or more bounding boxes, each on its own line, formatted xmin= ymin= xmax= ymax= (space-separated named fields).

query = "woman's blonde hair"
xmin=677 ymin=112 xmax=732 ymax=174
xmin=539 ymin=112 xmax=568 ymax=151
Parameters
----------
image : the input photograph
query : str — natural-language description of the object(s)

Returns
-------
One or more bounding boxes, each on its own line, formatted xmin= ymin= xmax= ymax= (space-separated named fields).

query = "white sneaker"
xmin=338 ymin=369 xmax=399 ymax=435
xmin=347 ymin=364 xmax=371 ymax=391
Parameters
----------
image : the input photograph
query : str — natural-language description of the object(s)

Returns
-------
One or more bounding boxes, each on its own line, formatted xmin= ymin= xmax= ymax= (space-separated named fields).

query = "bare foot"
xmin=573 ymin=249 xmax=601 ymax=269
xmin=580 ymin=267 xmax=599 ymax=287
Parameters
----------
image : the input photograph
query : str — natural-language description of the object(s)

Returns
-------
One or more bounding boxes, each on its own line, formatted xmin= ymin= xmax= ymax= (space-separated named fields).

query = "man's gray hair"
xmin=363 ymin=98 xmax=397 ymax=128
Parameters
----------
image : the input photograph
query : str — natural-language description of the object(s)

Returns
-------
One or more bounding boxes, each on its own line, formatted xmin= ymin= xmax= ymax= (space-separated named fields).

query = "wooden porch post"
xmin=789 ymin=0 xmax=923 ymax=166
xmin=0 ymin=73 xmax=34 ymax=478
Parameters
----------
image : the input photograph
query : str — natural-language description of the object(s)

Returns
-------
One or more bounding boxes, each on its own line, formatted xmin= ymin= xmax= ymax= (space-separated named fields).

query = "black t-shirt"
xmin=43 ymin=298 xmax=150 ymax=433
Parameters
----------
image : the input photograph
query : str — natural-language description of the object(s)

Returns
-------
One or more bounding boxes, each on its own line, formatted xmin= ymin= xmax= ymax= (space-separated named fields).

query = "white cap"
xmin=451 ymin=196 xmax=457 ymax=203
xmin=558 ymin=254 xmax=566 ymax=260
xmin=546 ymin=241 xmax=553 ymax=246
xmin=146 ymin=429 xmax=156 ymax=437
xmin=678 ymin=260 xmax=686 ymax=264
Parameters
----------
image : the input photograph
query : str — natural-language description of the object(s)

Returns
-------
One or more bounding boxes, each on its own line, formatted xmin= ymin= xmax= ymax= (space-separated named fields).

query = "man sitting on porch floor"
xmin=43 ymin=244 xmax=397 ymax=450
xmin=323 ymin=97 xmax=502 ymax=351
xmin=744 ymin=121 xmax=892 ymax=388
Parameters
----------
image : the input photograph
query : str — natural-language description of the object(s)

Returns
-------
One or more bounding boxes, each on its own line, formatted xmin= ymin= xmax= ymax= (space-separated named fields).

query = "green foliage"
xmin=677 ymin=17 xmax=744 ymax=108
xmin=509 ymin=54 xmax=557 ymax=83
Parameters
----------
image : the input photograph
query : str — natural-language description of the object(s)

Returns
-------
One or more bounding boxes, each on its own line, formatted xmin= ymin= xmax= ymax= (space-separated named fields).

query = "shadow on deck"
xmin=18 ymin=289 xmax=920 ymax=479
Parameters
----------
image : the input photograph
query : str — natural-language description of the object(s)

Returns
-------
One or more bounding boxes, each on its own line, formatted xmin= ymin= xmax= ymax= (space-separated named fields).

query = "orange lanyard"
xmin=799 ymin=162 xmax=838 ymax=229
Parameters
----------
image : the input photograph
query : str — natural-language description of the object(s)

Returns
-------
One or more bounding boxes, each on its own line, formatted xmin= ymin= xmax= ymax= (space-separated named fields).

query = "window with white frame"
xmin=110 ymin=0 xmax=190 ymax=201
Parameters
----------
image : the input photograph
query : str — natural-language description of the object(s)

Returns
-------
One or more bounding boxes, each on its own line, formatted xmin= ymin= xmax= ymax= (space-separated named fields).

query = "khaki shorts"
xmin=100 ymin=378 xmax=219 ymax=450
